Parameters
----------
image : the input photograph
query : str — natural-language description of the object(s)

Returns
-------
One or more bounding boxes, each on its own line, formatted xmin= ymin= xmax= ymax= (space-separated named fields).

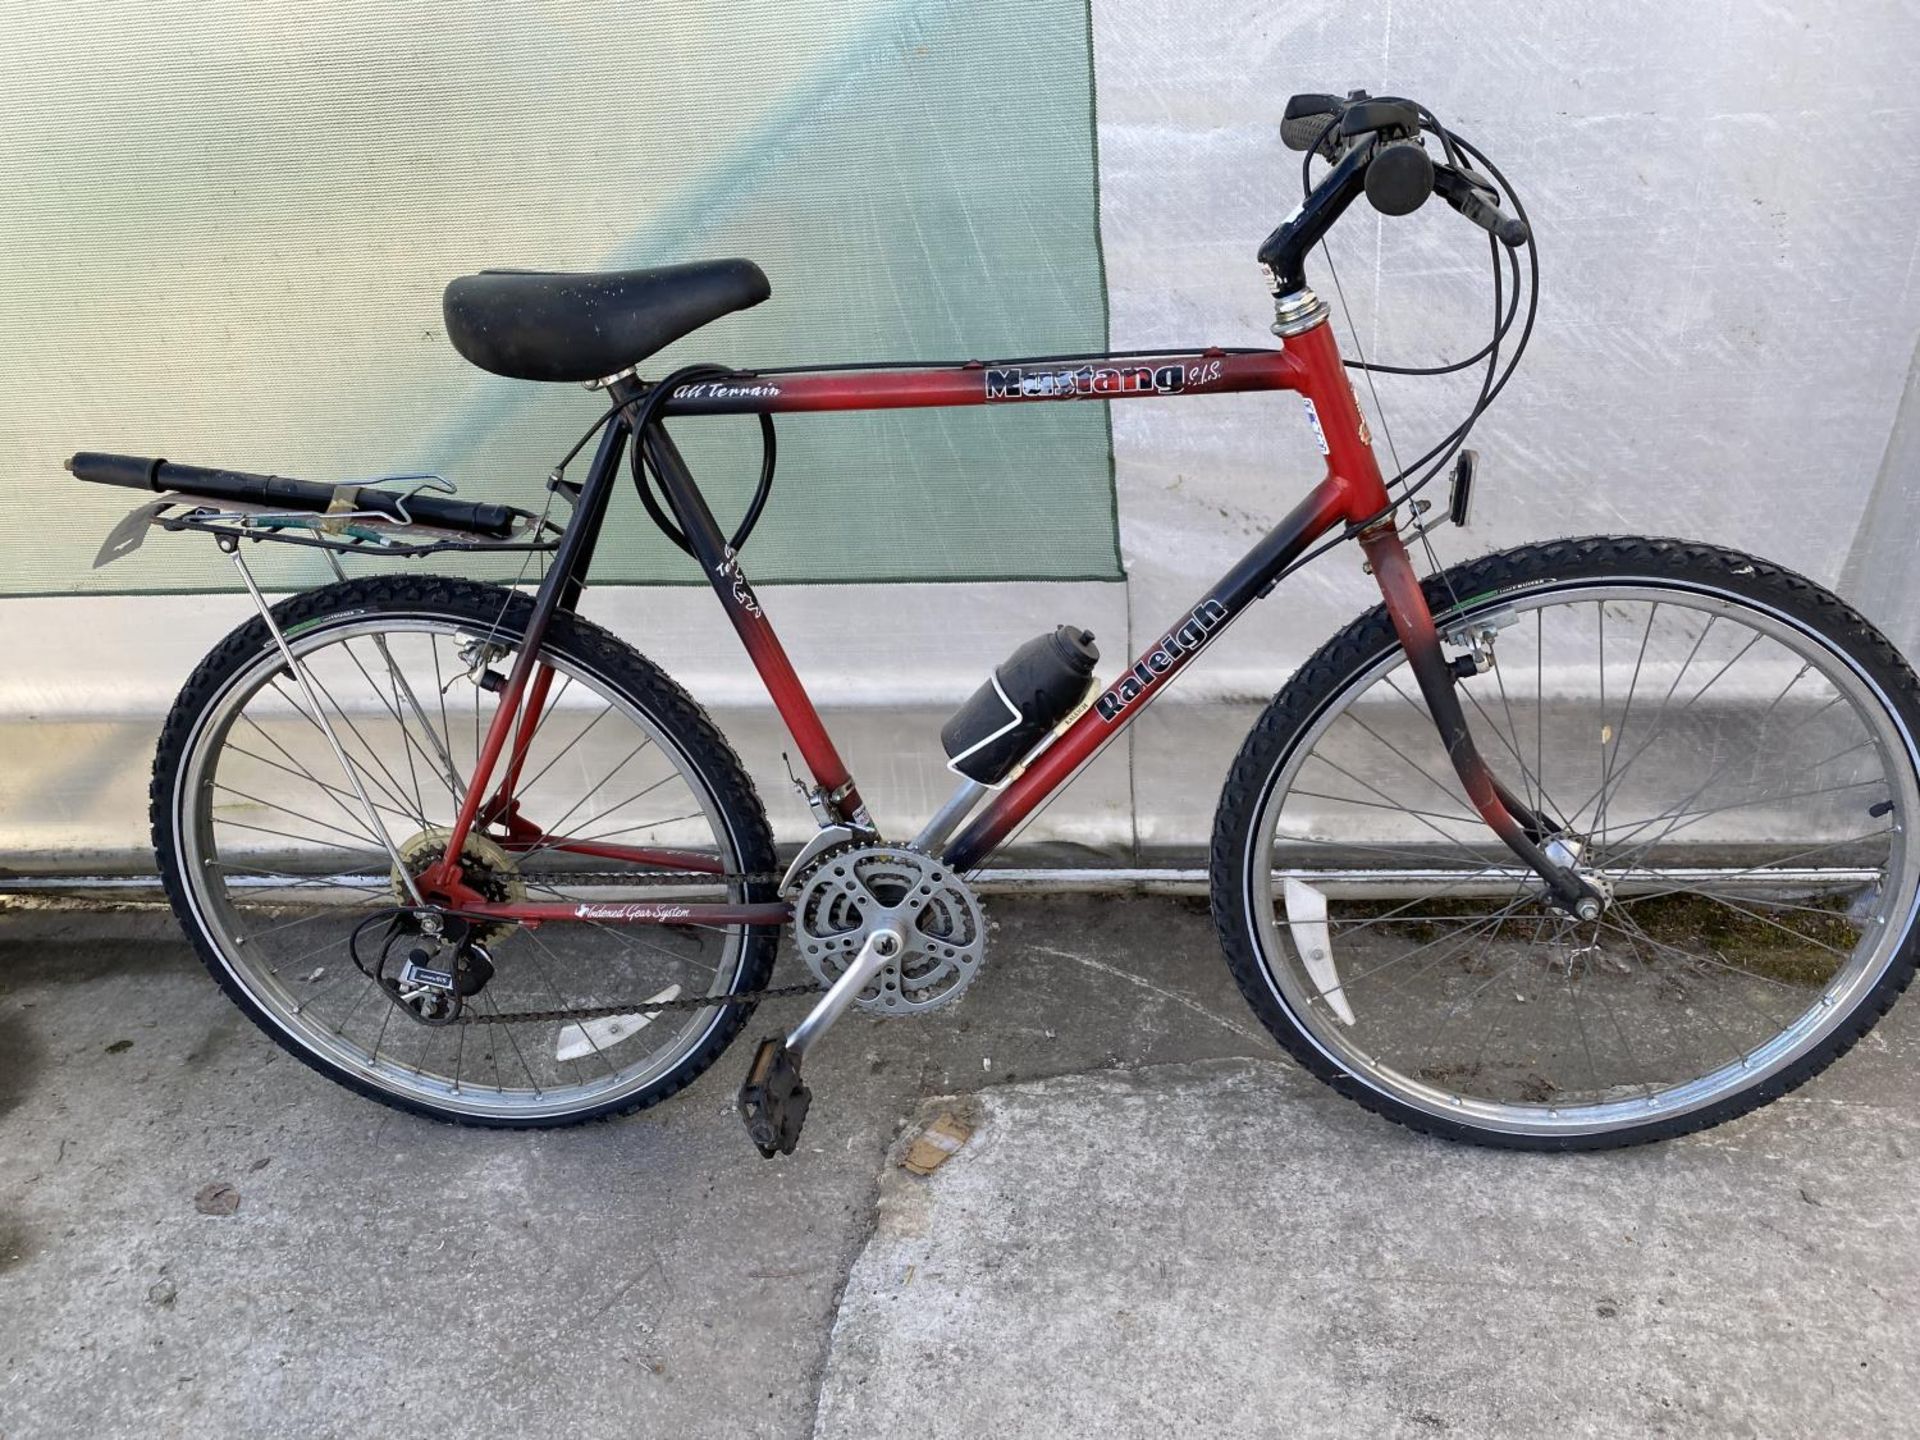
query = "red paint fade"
xmin=1359 ymin=524 xmax=1545 ymax=854
xmin=711 ymin=560 xmax=863 ymax=818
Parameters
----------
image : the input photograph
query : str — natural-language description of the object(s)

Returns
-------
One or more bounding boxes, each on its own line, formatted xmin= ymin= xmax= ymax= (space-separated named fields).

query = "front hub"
xmin=1543 ymin=835 xmax=1612 ymax=920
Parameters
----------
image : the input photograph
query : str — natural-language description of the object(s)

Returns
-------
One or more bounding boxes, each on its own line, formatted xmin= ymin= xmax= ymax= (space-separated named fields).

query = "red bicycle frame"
xmin=418 ymin=304 xmax=1596 ymax=928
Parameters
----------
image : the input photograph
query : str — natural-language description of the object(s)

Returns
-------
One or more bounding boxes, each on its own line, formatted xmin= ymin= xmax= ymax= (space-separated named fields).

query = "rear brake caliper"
xmin=456 ymin=636 xmax=509 ymax=693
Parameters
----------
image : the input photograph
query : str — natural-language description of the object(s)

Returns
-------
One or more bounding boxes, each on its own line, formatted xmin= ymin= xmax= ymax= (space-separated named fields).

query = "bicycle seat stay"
xmin=442 ymin=257 xmax=771 ymax=384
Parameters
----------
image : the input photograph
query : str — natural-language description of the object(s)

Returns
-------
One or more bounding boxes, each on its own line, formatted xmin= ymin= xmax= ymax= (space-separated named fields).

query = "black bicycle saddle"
xmin=442 ymin=259 xmax=770 ymax=384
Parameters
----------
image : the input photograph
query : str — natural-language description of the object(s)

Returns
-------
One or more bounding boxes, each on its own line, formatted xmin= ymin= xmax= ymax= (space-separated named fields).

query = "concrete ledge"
xmin=814 ymin=1058 xmax=1920 ymax=1439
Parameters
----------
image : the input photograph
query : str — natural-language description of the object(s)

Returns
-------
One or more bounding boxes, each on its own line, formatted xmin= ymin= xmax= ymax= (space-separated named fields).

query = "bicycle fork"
xmin=1359 ymin=524 xmax=1604 ymax=918
xmin=1261 ymin=319 xmax=1601 ymax=916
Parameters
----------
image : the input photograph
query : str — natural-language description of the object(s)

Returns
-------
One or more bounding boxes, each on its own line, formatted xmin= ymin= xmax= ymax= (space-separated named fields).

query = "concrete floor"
xmin=0 ymin=894 xmax=1914 ymax=1438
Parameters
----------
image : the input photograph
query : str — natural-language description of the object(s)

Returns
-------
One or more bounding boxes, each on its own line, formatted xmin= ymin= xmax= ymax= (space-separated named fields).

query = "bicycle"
xmin=67 ymin=91 xmax=1920 ymax=1155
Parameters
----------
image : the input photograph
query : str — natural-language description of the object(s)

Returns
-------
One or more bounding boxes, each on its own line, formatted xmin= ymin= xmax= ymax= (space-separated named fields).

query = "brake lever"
xmin=1434 ymin=162 xmax=1530 ymax=248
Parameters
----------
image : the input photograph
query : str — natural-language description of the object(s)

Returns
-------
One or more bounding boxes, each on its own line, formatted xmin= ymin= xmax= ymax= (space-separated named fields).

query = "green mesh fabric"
xmin=1 ymin=0 xmax=1119 ymax=594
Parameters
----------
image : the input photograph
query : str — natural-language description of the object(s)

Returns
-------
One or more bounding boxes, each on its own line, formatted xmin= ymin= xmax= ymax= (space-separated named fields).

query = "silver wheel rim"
xmin=1245 ymin=577 xmax=1920 ymax=1137
xmin=174 ymin=611 xmax=754 ymax=1121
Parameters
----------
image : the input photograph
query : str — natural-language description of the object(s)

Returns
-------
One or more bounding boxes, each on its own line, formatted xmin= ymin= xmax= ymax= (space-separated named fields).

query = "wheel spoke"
xmin=233 ymin=714 xmax=421 ymax=835
xmin=268 ymin=676 xmax=422 ymax=828
xmin=1600 ymin=911 xmax=1798 ymax=1032
xmin=1339 ymin=700 xmax=1481 ymax=815
xmin=1242 ymin=578 xmax=1915 ymax=1138
xmin=171 ymin=605 xmax=761 ymax=1124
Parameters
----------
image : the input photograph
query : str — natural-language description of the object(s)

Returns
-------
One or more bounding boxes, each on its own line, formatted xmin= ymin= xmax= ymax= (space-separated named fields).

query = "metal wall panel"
xmin=4 ymin=0 xmax=1918 ymax=871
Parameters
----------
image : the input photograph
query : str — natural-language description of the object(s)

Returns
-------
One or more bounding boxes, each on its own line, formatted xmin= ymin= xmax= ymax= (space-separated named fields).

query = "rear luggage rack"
xmin=68 ymin=452 xmax=562 ymax=568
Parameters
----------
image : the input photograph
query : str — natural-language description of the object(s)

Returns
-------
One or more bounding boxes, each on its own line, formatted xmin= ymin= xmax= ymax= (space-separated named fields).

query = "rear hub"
xmin=393 ymin=827 xmax=526 ymax=946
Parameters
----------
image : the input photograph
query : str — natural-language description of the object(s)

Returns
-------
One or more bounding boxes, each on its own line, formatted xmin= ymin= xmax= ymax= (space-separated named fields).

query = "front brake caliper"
xmin=1442 ymin=605 xmax=1518 ymax=678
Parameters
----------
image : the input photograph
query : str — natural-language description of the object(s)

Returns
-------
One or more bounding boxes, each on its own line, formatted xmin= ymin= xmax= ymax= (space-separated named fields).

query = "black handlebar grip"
xmin=1281 ymin=112 xmax=1342 ymax=158
xmin=1495 ymin=214 xmax=1530 ymax=248
xmin=67 ymin=452 xmax=167 ymax=490
xmin=1365 ymin=139 xmax=1434 ymax=217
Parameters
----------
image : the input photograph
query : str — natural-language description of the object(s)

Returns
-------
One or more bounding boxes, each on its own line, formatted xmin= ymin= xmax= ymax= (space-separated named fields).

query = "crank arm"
xmin=785 ymin=924 xmax=903 ymax=1064
xmin=738 ymin=923 xmax=904 ymax=1159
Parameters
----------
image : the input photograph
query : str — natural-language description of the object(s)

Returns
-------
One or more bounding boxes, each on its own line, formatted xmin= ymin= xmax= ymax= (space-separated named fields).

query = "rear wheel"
xmin=1212 ymin=536 xmax=1920 ymax=1149
xmin=153 ymin=576 xmax=780 ymax=1127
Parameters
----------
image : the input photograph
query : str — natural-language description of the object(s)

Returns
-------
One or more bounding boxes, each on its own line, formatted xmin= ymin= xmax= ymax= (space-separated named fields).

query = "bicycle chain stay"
xmin=512 ymin=868 xmax=787 ymax=887
xmin=388 ymin=866 xmax=829 ymax=1026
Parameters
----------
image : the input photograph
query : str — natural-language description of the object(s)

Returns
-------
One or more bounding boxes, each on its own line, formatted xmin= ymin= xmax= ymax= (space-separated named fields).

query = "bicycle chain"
xmin=447 ymin=867 xmax=830 ymax=1026
xmin=453 ymin=980 xmax=827 ymax=1026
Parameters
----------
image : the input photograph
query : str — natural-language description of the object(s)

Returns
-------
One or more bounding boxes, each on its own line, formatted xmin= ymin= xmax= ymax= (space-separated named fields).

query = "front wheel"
xmin=1212 ymin=536 xmax=1920 ymax=1149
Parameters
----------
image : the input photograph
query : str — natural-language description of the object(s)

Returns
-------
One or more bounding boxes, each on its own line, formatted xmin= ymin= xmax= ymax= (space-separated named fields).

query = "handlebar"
xmin=66 ymin=452 xmax=522 ymax=538
xmin=1265 ymin=90 xmax=1527 ymax=288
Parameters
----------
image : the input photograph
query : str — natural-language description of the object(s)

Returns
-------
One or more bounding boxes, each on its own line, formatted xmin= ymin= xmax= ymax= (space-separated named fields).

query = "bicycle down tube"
xmin=431 ymin=314 xmax=1596 ymax=930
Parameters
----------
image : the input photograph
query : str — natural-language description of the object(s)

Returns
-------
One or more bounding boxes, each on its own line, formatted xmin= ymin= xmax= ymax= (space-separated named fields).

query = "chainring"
xmin=791 ymin=843 xmax=987 ymax=1015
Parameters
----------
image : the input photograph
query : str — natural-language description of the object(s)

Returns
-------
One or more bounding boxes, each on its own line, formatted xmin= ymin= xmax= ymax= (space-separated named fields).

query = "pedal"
xmin=738 ymin=1037 xmax=811 ymax=1159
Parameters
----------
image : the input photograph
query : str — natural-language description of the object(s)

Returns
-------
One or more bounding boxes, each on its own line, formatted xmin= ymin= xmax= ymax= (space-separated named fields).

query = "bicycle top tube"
xmin=654 ymin=348 xmax=1306 ymax=417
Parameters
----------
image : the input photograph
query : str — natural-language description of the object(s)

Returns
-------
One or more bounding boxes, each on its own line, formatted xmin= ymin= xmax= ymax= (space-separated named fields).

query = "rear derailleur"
xmin=350 ymin=908 xmax=495 ymax=1026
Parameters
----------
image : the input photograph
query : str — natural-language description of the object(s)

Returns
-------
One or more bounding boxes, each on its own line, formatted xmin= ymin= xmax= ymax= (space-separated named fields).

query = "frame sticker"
xmin=1093 ymin=599 xmax=1227 ymax=722
xmin=985 ymin=363 xmax=1186 ymax=402
xmin=1301 ymin=398 xmax=1331 ymax=455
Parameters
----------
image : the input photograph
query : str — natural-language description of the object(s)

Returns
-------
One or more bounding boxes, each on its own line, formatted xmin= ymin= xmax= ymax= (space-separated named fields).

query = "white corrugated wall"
xmin=4 ymin=0 xmax=1918 ymax=871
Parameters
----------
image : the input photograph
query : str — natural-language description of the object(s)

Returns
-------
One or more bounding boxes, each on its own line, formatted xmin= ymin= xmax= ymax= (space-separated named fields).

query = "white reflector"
xmin=1283 ymin=878 xmax=1355 ymax=1026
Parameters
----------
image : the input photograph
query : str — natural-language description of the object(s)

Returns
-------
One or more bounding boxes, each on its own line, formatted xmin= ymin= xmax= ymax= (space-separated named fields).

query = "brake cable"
xmin=624 ymin=365 xmax=779 ymax=558
xmin=1273 ymin=115 xmax=1538 ymax=585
